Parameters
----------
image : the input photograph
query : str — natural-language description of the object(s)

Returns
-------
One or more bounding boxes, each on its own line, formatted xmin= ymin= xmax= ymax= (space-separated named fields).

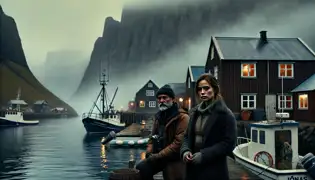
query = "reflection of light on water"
xmin=100 ymin=144 xmax=108 ymax=169
xmin=140 ymin=152 xmax=146 ymax=160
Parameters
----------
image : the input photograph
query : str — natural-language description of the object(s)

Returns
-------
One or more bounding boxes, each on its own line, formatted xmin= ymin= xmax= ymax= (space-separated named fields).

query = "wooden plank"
xmin=152 ymin=158 xmax=262 ymax=180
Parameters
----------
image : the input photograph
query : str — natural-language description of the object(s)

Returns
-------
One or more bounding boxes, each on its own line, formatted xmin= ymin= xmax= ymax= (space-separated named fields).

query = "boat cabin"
xmin=248 ymin=119 xmax=299 ymax=170
xmin=5 ymin=110 xmax=24 ymax=121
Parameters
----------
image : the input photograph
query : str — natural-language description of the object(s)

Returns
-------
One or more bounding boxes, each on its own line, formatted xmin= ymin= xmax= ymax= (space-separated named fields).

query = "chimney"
xmin=260 ymin=30 xmax=267 ymax=43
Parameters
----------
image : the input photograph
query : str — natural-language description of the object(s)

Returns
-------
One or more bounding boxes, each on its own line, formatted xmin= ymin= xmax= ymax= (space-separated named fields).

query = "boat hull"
xmin=0 ymin=117 xmax=39 ymax=127
xmin=82 ymin=117 xmax=125 ymax=134
xmin=233 ymin=144 xmax=312 ymax=180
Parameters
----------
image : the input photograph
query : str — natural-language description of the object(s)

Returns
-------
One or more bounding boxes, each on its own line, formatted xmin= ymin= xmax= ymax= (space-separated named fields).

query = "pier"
xmin=151 ymin=158 xmax=262 ymax=180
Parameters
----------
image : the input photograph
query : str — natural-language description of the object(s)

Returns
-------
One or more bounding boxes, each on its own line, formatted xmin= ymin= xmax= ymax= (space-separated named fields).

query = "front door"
xmin=265 ymin=94 xmax=277 ymax=120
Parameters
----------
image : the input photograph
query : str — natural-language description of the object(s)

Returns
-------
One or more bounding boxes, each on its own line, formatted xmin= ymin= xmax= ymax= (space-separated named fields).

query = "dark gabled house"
xmin=205 ymin=31 xmax=315 ymax=120
xmin=135 ymin=80 xmax=159 ymax=113
xmin=168 ymin=82 xmax=186 ymax=108
xmin=291 ymin=74 xmax=315 ymax=122
xmin=185 ymin=65 xmax=206 ymax=110
xmin=33 ymin=100 xmax=49 ymax=113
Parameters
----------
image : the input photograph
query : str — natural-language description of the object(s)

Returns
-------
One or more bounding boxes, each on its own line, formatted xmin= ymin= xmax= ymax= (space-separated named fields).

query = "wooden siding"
xmin=218 ymin=60 xmax=315 ymax=114
xmin=135 ymin=81 xmax=159 ymax=113
xmin=292 ymin=91 xmax=315 ymax=122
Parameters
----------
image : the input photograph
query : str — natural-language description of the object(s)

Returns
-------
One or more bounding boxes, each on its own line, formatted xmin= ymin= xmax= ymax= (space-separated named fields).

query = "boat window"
xmin=275 ymin=130 xmax=292 ymax=170
xmin=259 ymin=130 xmax=265 ymax=144
xmin=252 ymin=129 xmax=258 ymax=143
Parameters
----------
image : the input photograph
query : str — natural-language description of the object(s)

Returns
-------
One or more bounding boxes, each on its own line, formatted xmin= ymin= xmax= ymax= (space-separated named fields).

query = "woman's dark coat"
xmin=180 ymin=99 xmax=237 ymax=180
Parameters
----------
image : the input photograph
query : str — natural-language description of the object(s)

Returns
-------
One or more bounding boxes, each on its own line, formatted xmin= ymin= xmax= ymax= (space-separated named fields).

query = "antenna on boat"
xmin=16 ymin=87 xmax=21 ymax=112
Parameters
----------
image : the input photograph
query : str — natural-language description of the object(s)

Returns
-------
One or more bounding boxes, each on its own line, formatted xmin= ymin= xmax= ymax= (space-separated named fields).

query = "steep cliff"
xmin=0 ymin=5 xmax=27 ymax=67
xmin=73 ymin=0 xmax=315 ymax=104
xmin=0 ymin=6 xmax=77 ymax=115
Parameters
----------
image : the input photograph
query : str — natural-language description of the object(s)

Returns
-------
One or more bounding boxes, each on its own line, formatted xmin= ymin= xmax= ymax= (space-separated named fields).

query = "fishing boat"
xmin=82 ymin=71 xmax=125 ymax=134
xmin=233 ymin=116 xmax=314 ymax=180
xmin=0 ymin=88 xmax=39 ymax=127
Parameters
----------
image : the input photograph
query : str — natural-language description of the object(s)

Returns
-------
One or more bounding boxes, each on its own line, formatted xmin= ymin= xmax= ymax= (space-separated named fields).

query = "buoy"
xmin=128 ymin=141 xmax=135 ymax=145
xmin=116 ymin=140 xmax=123 ymax=145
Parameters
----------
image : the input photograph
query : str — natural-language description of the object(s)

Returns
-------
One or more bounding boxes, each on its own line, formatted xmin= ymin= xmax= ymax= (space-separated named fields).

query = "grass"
xmin=0 ymin=60 xmax=77 ymax=116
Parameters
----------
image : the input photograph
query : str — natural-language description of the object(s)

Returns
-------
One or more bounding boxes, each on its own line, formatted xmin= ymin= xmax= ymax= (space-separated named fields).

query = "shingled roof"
xmin=213 ymin=32 xmax=315 ymax=60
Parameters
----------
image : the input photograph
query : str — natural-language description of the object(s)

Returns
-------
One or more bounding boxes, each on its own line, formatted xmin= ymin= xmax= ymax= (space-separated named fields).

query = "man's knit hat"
xmin=156 ymin=84 xmax=175 ymax=99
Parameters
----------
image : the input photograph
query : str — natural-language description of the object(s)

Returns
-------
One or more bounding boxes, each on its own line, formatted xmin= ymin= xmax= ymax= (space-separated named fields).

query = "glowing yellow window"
xmin=279 ymin=63 xmax=294 ymax=78
xmin=298 ymin=94 xmax=308 ymax=109
xmin=241 ymin=63 xmax=256 ymax=78
xmin=139 ymin=100 xmax=145 ymax=108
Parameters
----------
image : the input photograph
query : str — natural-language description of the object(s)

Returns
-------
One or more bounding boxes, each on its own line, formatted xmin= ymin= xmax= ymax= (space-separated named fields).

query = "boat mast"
xmin=16 ymin=87 xmax=21 ymax=112
xmin=100 ymin=71 xmax=109 ymax=118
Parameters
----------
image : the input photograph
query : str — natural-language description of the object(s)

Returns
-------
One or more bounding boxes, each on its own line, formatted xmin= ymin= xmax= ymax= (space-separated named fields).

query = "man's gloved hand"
xmin=191 ymin=152 xmax=202 ymax=164
xmin=183 ymin=151 xmax=193 ymax=163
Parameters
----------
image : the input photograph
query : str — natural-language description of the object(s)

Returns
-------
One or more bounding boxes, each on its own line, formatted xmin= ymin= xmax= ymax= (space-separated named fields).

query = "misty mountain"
xmin=72 ymin=0 xmax=315 ymax=108
xmin=0 ymin=5 xmax=77 ymax=115
xmin=43 ymin=50 xmax=88 ymax=101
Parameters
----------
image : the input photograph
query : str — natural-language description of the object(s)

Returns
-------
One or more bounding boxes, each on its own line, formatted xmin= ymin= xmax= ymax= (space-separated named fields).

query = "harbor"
xmin=0 ymin=117 xmax=261 ymax=180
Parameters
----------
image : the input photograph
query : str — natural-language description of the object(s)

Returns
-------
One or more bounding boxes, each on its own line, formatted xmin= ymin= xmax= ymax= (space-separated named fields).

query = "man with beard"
xmin=136 ymin=84 xmax=189 ymax=180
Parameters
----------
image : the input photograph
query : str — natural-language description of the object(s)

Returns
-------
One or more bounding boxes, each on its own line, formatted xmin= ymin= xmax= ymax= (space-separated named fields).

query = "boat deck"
xmin=152 ymin=158 xmax=262 ymax=180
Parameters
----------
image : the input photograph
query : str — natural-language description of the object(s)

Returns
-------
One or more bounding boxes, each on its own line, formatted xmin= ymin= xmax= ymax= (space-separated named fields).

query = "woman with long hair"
xmin=180 ymin=73 xmax=237 ymax=180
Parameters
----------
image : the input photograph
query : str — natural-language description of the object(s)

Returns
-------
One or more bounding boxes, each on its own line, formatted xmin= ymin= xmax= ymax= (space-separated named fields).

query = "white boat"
xmin=233 ymin=115 xmax=313 ymax=180
xmin=0 ymin=110 xmax=39 ymax=126
xmin=0 ymin=88 xmax=39 ymax=126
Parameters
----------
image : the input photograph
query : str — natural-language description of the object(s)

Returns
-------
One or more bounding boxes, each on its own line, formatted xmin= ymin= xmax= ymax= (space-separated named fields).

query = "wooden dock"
xmin=153 ymin=158 xmax=262 ymax=180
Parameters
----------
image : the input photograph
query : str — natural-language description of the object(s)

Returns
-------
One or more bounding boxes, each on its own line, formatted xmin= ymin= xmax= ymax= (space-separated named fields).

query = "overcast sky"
xmin=0 ymin=0 xmax=125 ymax=66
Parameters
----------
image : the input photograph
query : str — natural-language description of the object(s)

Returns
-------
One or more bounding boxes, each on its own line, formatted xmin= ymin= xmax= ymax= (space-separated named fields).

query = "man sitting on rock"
xmin=136 ymin=84 xmax=189 ymax=180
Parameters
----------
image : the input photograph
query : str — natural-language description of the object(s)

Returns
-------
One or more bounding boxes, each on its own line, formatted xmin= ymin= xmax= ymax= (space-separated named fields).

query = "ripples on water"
xmin=0 ymin=118 xmax=146 ymax=180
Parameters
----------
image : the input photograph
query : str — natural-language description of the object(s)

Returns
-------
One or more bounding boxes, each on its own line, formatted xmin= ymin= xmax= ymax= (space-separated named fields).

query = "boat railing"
xmin=237 ymin=137 xmax=251 ymax=145
xmin=82 ymin=113 xmax=124 ymax=124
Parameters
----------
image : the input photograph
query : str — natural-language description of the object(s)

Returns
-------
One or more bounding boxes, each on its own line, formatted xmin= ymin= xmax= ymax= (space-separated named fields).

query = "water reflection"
xmin=82 ymin=133 xmax=146 ymax=179
xmin=0 ymin=118 xmax=147 ymax=179
xmin=0 ymin=127 xmax=29 ymax=179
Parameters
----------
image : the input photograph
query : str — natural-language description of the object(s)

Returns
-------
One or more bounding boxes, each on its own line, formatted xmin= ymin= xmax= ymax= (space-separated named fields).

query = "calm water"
xmin=0 ymin=117 xmax=145 ymax=180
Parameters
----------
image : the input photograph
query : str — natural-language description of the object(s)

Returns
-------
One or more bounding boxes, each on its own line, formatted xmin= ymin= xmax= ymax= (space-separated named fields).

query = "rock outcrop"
xmin=73 ymin=0 xmax=315 ymax=105
xmin=0 ymin=5 xmax=27 ymax=67
xmin=0 ymin=5 xmax=77 ymax=116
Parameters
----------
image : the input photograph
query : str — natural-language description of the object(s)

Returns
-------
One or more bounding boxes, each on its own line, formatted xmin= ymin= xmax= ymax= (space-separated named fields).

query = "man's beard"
xmin=158 ymin=102 xmax=173 ymax=111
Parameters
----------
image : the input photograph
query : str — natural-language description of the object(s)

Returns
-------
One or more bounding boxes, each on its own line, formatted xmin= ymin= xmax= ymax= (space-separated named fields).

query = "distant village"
xmin=126 ymin=31 xmax=315 ymax=123
xmin=1 ymin=99 xmax=67 ymax=114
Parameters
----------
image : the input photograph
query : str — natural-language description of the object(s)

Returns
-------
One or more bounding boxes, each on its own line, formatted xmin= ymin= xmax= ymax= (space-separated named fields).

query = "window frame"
xmin=148 ymin=101 xmax=156 ymax=108
xmin=278 ymin=63 xmax=294 ymax=78
xmin=145 ymin=90 xmax=154 ymax=96
xmin=241 ymin=94 xmax=256 ymax=110
xmin=252 ymin=129 xmax=258 ymax=143
xmin=148 ymin=83 xmax=153 ymax=88
xmin=241 ymin=63 xmax=257 ymax=78
xmin=298 ymin=94 xmax=308 ymax=110
xmin=277 ymin=95 xmax=293 ymax=110
xmin=139 ymin=101 xmax=145 ymax=108
xmin=214 ymin=66 xmax=218 ymax=79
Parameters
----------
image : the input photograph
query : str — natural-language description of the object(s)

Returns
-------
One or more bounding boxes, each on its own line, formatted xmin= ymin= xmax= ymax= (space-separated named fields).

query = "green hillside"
xmin=0 ymin=60 xmax=77 ymax=115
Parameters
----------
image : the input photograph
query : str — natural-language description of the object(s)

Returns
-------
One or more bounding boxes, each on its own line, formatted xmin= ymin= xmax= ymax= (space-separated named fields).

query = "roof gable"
xmin=136 ymin=80 xmax=159 ymax=95
xmin=291 ymin=74 xmax=315 ymax=92
xmin=188 ymin=66 xmax=205 ymax=82
xmin=168 ymin=82 xmax=186 ymax=96
xmin=213 ymin=36 xmax=315 ymax=60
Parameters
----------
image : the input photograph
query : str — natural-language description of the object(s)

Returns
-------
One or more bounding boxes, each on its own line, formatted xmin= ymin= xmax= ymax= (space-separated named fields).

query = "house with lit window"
xmin=134 ymin=80 xmax=159 ymax=113
xmin=205 ymin=30 xmax=315 ymax=120
xmin=185 ymin=65 xmax=206 ymax=110
xmin=291 ymin=74 xmax=315 ymax=122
